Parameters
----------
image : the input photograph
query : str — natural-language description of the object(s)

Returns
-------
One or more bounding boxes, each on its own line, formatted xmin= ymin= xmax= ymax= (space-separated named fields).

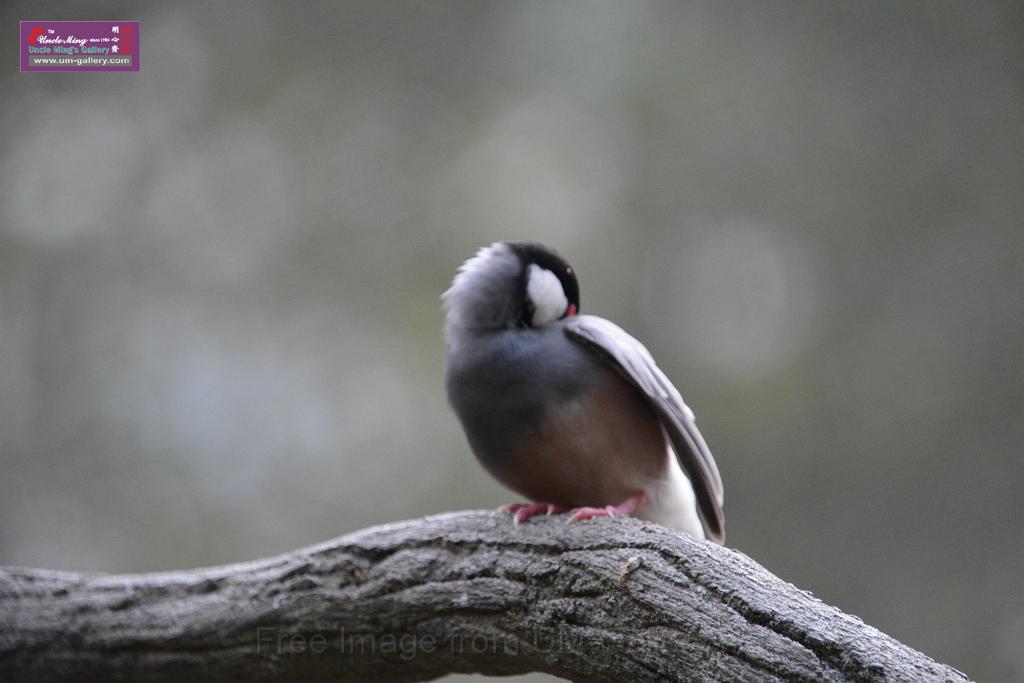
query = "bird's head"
xmin=443 ymin=242 xmax=580 ymax=334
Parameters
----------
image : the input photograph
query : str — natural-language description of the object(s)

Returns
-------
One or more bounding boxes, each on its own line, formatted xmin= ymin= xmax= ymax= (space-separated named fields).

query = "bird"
xmin=442 ymin=242 xmax=724 ymax=543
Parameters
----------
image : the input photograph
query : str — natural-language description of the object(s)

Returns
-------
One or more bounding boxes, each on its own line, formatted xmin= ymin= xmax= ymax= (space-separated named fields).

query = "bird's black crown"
xmin=506 ymin=242 xmax=581 ymax=326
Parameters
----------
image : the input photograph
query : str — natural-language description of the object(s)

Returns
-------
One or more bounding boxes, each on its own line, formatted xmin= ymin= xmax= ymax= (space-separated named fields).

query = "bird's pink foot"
xmin=499 ymin=502 xmax=571 ymax=525
xmin=566 ymin=492 xmax=648 ymax=524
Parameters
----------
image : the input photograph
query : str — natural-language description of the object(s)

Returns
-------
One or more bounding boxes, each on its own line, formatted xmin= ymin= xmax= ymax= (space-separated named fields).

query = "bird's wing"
xmin=564 ymin=315 xmax=725 ymax=542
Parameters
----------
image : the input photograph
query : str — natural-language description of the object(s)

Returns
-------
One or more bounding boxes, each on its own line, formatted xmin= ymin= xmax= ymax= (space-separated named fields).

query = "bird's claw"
xmin=565 ymin=492 xmax=648 ymax=524
xmin=500 ymin=493 xmax=648 ymax=525
xmin=566 ymin=505 xmax=618 ymax=523
xmin=499 ymin=502 xmax=570 ymax=525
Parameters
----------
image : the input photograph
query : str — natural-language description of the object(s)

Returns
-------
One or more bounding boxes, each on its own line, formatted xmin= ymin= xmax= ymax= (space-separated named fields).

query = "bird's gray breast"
xmin=445 ymin=325 xmax=597 ymax=469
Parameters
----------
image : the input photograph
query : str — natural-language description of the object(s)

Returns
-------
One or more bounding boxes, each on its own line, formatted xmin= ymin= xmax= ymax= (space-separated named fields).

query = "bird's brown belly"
xmin=487 ymin=369 xmax=669 ymax=508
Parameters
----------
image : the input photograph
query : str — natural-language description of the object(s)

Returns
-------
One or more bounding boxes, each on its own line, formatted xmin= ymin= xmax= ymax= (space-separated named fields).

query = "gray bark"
xmin=0 ymin=511 xmax=969 ymax=682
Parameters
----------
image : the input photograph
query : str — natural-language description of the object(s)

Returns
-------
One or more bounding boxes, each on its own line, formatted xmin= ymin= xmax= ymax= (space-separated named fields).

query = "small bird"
xmin=443 ymin=242 xmax=724 ymax=542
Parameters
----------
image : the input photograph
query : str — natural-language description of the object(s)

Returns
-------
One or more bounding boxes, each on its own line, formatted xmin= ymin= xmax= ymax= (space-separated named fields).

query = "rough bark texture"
xmin=0 ymin=511 xmax=968 ymax=682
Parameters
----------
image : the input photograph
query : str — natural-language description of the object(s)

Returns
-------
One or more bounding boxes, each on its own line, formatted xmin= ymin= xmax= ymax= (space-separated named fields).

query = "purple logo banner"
xmin=20 ymin=20 xmax=139 ymax=72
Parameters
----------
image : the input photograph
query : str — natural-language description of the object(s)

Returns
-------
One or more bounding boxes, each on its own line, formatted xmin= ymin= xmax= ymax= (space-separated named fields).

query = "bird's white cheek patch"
xmin=527 ymin=264 xmax=569 ymax=326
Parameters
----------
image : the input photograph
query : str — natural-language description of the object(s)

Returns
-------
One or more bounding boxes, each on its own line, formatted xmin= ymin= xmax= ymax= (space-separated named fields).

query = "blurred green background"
xmin=2 ymin=2 xmax=1021 ymax=681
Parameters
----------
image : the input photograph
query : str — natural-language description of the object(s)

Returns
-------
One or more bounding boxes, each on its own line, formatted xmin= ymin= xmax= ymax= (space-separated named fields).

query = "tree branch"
xmin=0 ymin=511 xmax=968 ymax=682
